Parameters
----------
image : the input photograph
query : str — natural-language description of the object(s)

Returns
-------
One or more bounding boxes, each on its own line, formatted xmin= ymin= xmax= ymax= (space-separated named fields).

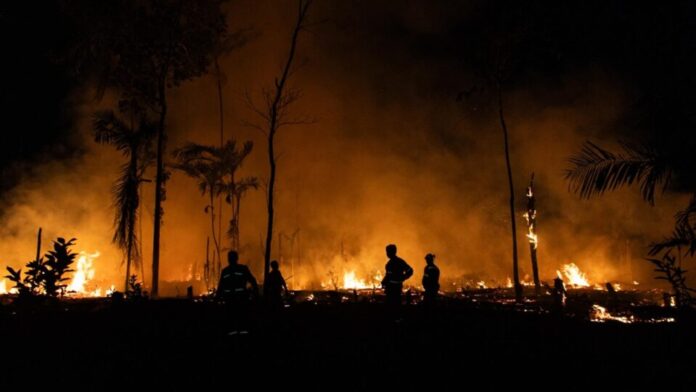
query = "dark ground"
xmin=1 ymin=295 xmax=694 ymax=390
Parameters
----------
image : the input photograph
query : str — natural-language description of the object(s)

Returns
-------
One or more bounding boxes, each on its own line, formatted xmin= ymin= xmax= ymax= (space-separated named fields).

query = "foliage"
xmin=567 ymin=140 xmax=695 ymax=299
xmin=126 ymin=275 xmax=144 ymax=299
xmin=94 ymin=108 xmax=156 ymax=268
xmin=566 ymin=141 xmax=671 ymax=206
xmin=647 ymin=252 xmax=695 ymax=308
xmin=4 ymin=238 xmax=77 ymax=297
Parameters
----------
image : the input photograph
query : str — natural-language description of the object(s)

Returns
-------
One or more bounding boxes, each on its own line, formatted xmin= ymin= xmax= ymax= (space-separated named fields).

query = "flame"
xmin=557 ymin=263 xmax=590 ymax=288
xmin=66 ymin=251 xmax=99 ymax=293
xmin=321 ymin=270 xmax=382 ymax=290
xmin=0 ymin=279 xmax=6 ymax=294
xmin=589 ymin=304 xmax=633 ymax=323
xmin=476 ymin=280 xmax=487 ymax=289
xmin=343 ymin=271 xmax=368 ymax=289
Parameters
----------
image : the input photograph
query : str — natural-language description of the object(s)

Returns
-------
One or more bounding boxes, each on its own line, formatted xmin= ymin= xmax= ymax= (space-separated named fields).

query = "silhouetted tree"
xmin=173 ymin=141 xmax=257 ymax=278
xmin=65 ymin=0 xmax=228 ymax=296
xmin=244 ymin=0 xmax=312 ymax=292
xmin=93 ymin=108 xmax=155 ymax=292
xmin=566 ymin=141 xmax=696 ymax=304
xmin=211 ymin=28 xmax=259 ymax=258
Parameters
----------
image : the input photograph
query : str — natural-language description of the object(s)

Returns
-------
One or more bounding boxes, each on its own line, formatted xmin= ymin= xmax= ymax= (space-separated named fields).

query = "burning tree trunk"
xmin=524 ymin=173 xmax=541 ymax=296
xmin=496 ymin=81 xmax=522 ymax=302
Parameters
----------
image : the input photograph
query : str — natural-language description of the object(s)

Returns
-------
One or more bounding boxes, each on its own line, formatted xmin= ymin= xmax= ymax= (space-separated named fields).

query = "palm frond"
xmin=675 ymin=194 xmax=696 ymax=229
xmin=93 ymin=110 xmax=132 ymax=152
xmin=112 ymin=162 xmax=141 ymax=266
xmin=565 ymin=141 xmax=670 ymax=205
xmin=649 ymin=223 xmax=696 ymax=257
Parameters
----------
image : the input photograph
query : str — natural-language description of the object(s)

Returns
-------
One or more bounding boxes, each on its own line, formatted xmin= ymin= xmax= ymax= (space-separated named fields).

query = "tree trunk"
xmin=209 ymin=192 xmax=221 ymax=278
xmin=151 ymin=78 xmax=167 ymax=298
xmin=125 ymin=240 xmax=132 ymax=293
xmin=215 ymin=56 xmax=224 ymax=256
xmin=263 ymin=0 xmax=309 ymax=294
xmin=497 ymin=82 xmax=522 ymax=302
xmin=264 ymin=130 xmax=276 ymax=295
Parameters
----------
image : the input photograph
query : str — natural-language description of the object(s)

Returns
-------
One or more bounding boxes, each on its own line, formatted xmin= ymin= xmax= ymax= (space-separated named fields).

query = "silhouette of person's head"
xmin=425 ymin=253 xmax=435 ymax=265
xmin=228 ymin=250 xmax=239 ymax=265
xmin=271 ymin=260 xmax=279 ymax=271
xmin=386 ymin=244 xmax=397 ymax=258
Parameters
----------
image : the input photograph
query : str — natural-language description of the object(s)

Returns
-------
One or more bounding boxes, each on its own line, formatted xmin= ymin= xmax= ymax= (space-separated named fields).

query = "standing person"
xmin=265 ymin=260 xmax=288 ymax=309
xmin=381 ymin=244 xmax=413 ymax=307
xmin=422 ymin=253 xmax=440 ymax=307
xmin=216 ymin=250 xmax=258 ymax=335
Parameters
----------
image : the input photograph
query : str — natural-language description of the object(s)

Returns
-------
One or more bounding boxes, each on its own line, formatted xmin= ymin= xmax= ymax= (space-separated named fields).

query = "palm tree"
xmin=210 ymin=28 xmax=259 ymax=262
xmin=93 ymin=109 xmax=155 ymax=293
xmin=220 ymin=176 xmax=259 ymax=250
xmin=173 ymin=140 xmax=257 ymax=279
xmin=172 ymin=144 xmax=224 ymax=280
xmin=566 ymin=140 xmax=696 ymax=303
xmin=217 ymin=141 xmax=257 ymax=250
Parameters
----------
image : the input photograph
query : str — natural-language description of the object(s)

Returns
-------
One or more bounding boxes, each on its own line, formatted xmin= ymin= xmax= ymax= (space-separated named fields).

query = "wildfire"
xmin=557 ymin=263 xmax=590 ymax=288
xmin=322 ymin=270 xmax=383 ymax=290
xmin=66 ymin=251 xmax=99 ymax=293
xmin=589 ymin=304 xmax=633 ymax=324
xmin=0 ymin=279 xmax=6 ymax=294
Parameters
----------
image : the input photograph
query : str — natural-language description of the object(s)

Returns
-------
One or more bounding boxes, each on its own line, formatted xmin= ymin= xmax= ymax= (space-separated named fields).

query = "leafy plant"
xmin=647 ymin=252 xmax=695 ymax=308
xmin=126 ymin=274 xmax=143 ymax=299
xmin=4 ymin=237 xmax=77 ymax=297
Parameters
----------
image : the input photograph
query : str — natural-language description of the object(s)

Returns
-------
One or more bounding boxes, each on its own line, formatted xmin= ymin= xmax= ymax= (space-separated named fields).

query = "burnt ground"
xmin=1 ymin=295 xmax=695 ymax=390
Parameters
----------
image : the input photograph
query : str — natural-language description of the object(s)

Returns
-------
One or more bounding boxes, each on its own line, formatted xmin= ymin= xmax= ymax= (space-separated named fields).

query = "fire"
xmin=322 ymin=270 xmax=383 ymax=290
xmin=0 ymin=279 xmax=6 ymax=294
xmin=66 ymin=251 xmax=99 ymax=293
xmin=343 ymin=271 xmax=368 ymax=289
xmin=589 ymin=304 xmax=633 ymax=324
xmin=557 ymin=263 xmax=590 ymax=288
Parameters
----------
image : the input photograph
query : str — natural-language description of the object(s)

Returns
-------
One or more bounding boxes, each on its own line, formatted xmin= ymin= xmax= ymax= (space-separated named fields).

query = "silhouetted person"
xmin=422 ymin=253 xmax=440 ymax=307
xmin=216 ymin=250 xmax=258 ymax=335
xmin=265 ymin=260 xmax=288 ymax=309
xmin=381 ymin=244 xmax=413 ymax=308
xmin=552 ymin=276 xmax=567 ymax=312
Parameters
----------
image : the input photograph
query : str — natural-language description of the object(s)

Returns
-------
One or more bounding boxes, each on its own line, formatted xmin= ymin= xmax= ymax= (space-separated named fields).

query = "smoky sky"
xmin=1 ymin=1 xmax=695 ymax=292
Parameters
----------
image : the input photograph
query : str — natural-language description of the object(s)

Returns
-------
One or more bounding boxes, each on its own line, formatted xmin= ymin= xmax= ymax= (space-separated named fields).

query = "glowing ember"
xmin=557 ymin=263 xmax=590 ymax=288
xmin=66 ymin=251 xmax=99 ymax=293
xmin=589 ymin=304 xmax=633 ymax=323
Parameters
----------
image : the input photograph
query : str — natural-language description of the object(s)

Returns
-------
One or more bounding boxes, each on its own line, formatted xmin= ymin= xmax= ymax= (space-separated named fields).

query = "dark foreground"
xmin=1 ymin=296 xmax=695 ymax=390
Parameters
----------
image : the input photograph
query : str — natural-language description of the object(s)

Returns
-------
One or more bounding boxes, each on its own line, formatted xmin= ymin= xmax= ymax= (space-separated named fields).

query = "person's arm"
xmin=246 ymin=267 xmax=259 ymax=295
xmin=281 ymin=274 xmax=288 ymax=293
xmin=403 ymin=260 xmax=414 ymax=281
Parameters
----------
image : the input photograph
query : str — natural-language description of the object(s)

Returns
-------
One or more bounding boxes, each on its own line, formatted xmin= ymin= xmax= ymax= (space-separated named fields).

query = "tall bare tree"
xmin=244 ymin=0 xmax=312 ymax=293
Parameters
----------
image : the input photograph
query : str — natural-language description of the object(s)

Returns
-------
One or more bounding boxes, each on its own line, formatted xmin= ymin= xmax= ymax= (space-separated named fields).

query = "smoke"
xmin=0 ymin=1 xmax=688 ymax=294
